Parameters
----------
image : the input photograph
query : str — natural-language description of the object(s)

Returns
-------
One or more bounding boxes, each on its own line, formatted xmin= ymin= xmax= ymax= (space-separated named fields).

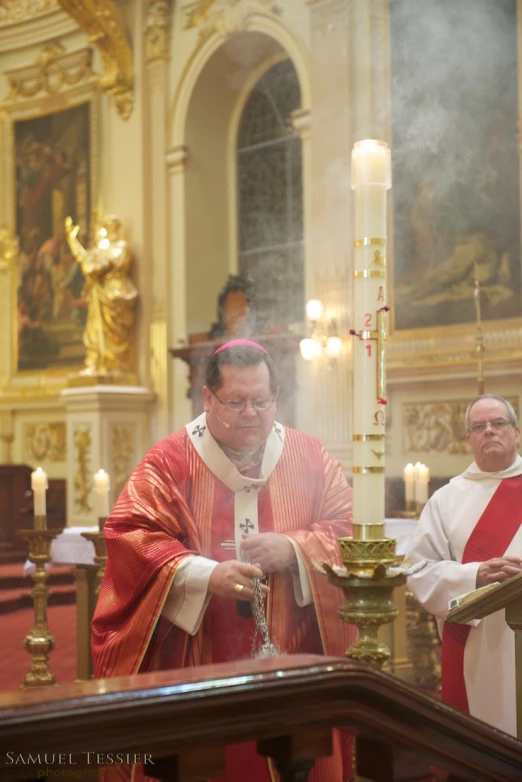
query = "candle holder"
xmin=17 ymin=526 xmax=63 ymax=688
xmin=415 ymin=501 xmax=426 ymax=517
xmin=405 ymin=589 xmax=441 ymax=691
xmin=319 ymin=536 xmax=407 ymax=668
xmin=81 ymin=520 xmax=107 ymax=594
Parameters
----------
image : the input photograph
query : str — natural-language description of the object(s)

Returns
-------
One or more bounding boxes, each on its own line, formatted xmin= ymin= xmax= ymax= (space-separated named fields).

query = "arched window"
xmin=237 ymin=60 xmax=303 ymax=326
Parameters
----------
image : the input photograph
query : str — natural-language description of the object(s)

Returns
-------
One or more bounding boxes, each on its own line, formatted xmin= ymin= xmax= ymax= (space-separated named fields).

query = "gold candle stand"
xmin=17 ymin=525 xmax=63 ymax=688
xmin=323 ymin=534 xmax=406 ymax=668
xmin=81 ymin=517 xmax=108 ymax=594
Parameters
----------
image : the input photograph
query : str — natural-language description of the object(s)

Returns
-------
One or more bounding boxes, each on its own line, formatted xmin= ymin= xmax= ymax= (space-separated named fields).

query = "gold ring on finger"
xmin=233 ymin=583 xmax=244 ymax=595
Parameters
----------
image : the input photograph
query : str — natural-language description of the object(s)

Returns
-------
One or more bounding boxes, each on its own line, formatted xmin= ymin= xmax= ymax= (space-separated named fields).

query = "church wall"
xmin=183 ymin=48 xmax=238 ymax=335
xmin=1 ymin=0 xmax=522 ymax=522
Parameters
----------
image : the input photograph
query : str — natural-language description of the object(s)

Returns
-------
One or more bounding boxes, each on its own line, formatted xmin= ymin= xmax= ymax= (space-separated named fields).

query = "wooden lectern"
xmin=446 ymin=571 xmax=522 ymax=739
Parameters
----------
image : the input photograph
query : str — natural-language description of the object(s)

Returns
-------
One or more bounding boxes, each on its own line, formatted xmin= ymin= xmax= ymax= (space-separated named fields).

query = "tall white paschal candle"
xmin=351 ymin=140 xmax=392 ymax=541
xmin=31 ymin=466 xmax=48 ymax=528
xmin=94 ymin=469 xmax=111 ymax=519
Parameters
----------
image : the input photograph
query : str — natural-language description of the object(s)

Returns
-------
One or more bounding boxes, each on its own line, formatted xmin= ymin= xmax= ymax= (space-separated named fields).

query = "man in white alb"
xmin=406 ymin=394 xmax=522 ymax=736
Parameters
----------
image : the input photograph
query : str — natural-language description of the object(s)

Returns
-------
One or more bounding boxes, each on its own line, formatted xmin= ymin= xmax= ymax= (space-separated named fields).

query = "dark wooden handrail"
xmin=1 ymin=654 xmax=521 ymax=781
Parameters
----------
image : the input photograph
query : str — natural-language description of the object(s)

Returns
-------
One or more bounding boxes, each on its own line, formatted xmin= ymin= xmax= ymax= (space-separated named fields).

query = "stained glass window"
xmin=237 ymin=60 xmax=303 ymax=326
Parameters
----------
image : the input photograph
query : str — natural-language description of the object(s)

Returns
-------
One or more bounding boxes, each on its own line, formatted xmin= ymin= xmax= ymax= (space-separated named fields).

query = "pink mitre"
xmin=213 ymin=338 xmax=267 ymax=355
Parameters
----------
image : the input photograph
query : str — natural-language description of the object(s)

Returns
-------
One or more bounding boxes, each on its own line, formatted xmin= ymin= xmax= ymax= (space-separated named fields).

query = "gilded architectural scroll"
xmin=145 ymin=0 xmax=171 ymax=62
xmin=73 ymin=425 xmax=93 ymax=513
xmin=110 ymin=423 xmax=136 ymax=500
xmin=0 ymin=0 xmax=59 ymax=26
xmin=23 ymin=423 xmax=66 ymax=463
xmin=403 ymin=397 xmax=519 ymax=455
xmin=56 ymin=0 xmax=134 ymax=119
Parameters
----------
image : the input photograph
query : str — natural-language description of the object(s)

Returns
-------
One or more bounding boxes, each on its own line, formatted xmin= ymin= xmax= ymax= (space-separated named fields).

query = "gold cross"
xmin=350 ymin=306 xmax=389 ymax=404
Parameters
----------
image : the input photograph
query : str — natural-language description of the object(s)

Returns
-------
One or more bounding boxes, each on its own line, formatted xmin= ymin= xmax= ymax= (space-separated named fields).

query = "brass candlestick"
xmin=81 ymin=518 xmax=108 ymax=594
xmin=405 ymin=589 xmax=441 ymax=691
xmin=17 ymin=525 xmax=62 ymax=688
xmin=322 ymin=542 xmax=406 ymax=668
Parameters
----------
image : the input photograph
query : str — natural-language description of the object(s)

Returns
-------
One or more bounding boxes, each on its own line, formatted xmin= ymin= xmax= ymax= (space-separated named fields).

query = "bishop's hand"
xmin=241 ymin=532 xmax=297 ymax=574
xmin=476 ymin=556 xmax=522 ymax=587
xmin=208 ymin=560 xmax=267 ymax=602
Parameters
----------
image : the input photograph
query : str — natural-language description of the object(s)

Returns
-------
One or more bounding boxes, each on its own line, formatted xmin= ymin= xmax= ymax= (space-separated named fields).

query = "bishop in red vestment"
xmin=92 ymin=340 xmax=355 ymax=781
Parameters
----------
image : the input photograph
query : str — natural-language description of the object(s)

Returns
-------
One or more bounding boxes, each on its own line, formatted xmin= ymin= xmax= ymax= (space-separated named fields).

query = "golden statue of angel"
xmin=64 ymin=215 xmax=138 ymax=378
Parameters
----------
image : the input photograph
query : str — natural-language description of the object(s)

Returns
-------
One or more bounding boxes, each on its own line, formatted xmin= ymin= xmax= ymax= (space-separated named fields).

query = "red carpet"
xmin=0 ymin=603 xmax=77 ymax=692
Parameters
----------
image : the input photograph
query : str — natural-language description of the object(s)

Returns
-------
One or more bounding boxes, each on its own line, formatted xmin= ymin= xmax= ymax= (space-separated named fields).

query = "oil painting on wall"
xmin=391 ymin=0 xmax=521 ymax=331
xmin=15 ymin=102 xmax=91 ymax=371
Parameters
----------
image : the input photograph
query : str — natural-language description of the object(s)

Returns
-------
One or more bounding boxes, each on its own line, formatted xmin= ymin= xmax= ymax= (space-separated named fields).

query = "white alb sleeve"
xmin=286 ymin=538 xmax=313 ymax=607
xmin=406 ymin=493 xmax=481 ymax=626
xmin=161 ymin=555 xmax=218 ymax=635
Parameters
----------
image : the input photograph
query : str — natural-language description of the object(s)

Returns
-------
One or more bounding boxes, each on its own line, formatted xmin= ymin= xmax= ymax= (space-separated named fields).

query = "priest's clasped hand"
xmin=241 ymin=532 xmax=297 ymax=574
xmin=476 ymin=556 xmax=522 ymax=587
xmin=208 ymin=560 xmax=269 ymax=602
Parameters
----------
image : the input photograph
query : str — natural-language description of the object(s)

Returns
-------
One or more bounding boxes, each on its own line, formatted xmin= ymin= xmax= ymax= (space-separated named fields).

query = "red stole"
xmin=441 ymin=475 xmax=522 ymax=711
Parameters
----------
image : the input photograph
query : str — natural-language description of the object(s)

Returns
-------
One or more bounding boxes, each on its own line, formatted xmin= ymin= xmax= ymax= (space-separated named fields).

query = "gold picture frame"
xmin=0 ymin=42 xmax=100 ymax=390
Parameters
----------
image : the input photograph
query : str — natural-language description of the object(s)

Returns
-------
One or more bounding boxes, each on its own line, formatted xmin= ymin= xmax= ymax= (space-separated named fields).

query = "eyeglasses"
xmin=213 ymin=393 xmax=275 ymax=413
xmin=468 ymin=418 xmax=513 ymax=435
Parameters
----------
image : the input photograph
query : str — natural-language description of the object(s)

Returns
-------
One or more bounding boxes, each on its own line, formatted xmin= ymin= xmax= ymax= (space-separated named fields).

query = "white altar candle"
xmin=403 ymin=463 xmax=415 ymax=504
xmin=31 ymin=466 xmax=48 ymax=523
xmin=94 ymin=469 xmax=110 ymax=518
xmin=415 ymin=463 xmax=430 ymax=506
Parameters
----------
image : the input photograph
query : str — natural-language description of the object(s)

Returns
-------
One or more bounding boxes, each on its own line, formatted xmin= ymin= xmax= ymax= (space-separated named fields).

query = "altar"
xmin=34 ymin=518 xmax=420 ymax=682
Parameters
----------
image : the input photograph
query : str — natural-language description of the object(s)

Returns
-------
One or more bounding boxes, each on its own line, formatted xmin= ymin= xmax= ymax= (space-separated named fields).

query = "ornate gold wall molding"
xmin=389 ymin=321 xmax=522 ymax=380
xmin=145 ymin=0 xmax=171 ymax=62
xmin=0 ymin=228 xmax=19 ymax=272
xmin=57 ymin=0 xmax=134 ymax=120
xmin=23 ymin=423 xmax=66 ymax=463
xmin=185 ymin=0 xmax=281 ymax=43
xmin=5 ymin=43 xmax=94 ymax=101
xmin=73 ymin=425 xmax=93 ymax=513
xmin=0 ymin=0 xmax=59 ymax=26
xmin=402 ymin=397 xmax=519 ymax=455
xmin=110 ymin=422 xmax=136 ymax=500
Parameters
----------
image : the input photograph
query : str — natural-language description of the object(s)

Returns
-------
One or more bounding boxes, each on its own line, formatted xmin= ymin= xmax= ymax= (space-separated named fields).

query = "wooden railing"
xmin=1 ymin=654 xmax=521 ymax=781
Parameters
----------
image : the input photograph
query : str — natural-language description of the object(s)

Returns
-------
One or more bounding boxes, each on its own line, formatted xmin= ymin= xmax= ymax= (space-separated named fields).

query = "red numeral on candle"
xmin=366 ymin=343 xmax=372 ymax=357
xmin=364 ymin=313 xmax=372 ymax=327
